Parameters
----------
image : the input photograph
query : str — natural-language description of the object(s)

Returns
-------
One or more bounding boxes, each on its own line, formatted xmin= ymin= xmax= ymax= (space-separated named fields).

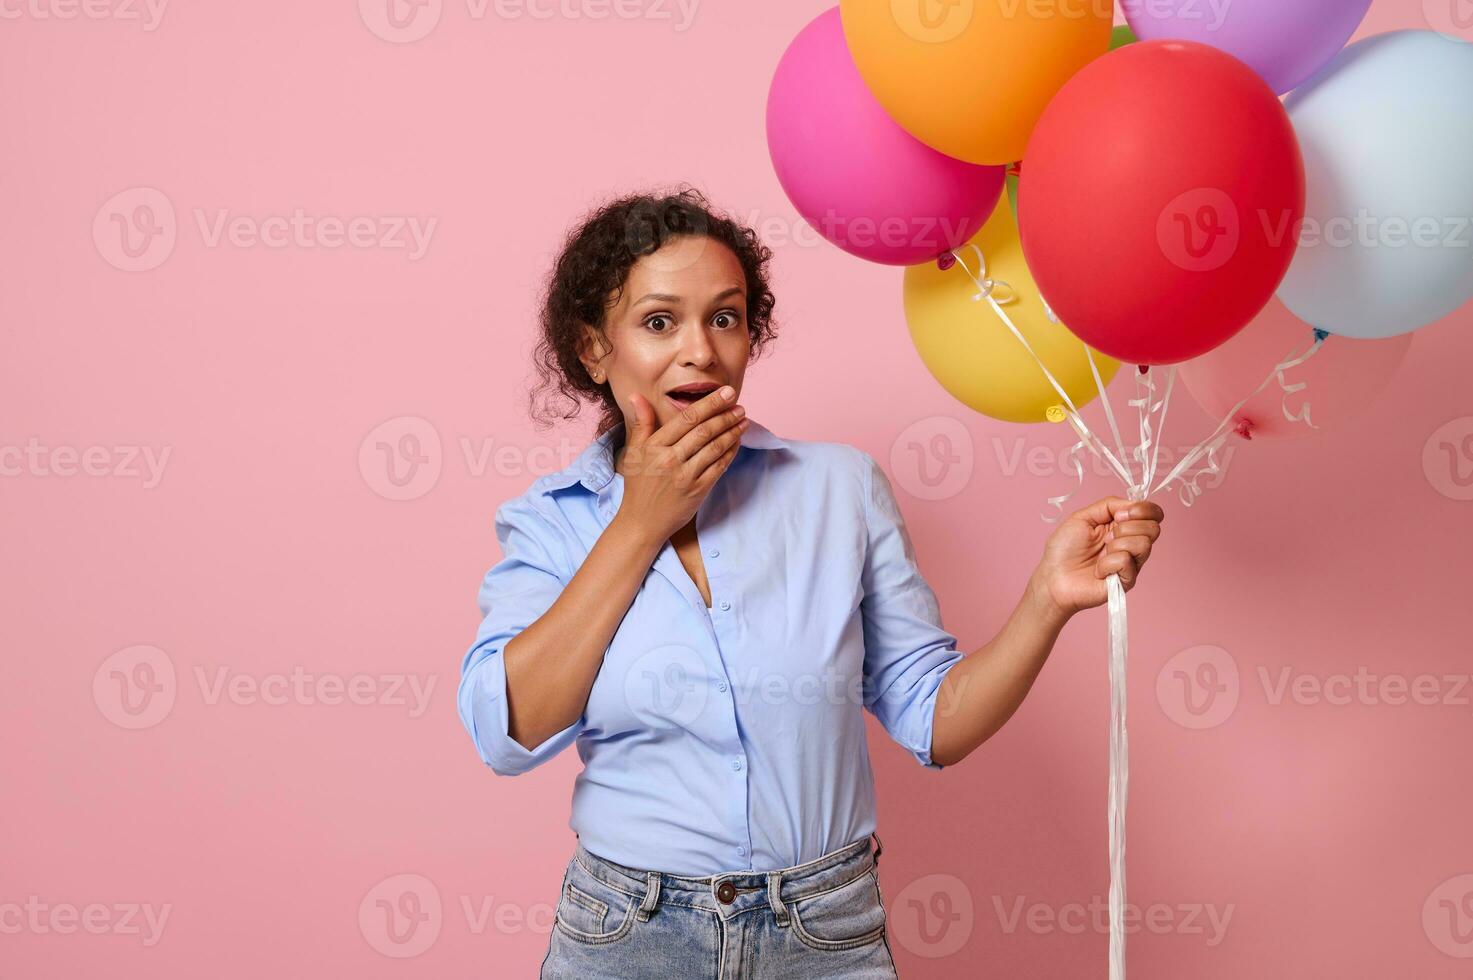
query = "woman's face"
xmin=580 ymin=235 xmax=752 ymax=433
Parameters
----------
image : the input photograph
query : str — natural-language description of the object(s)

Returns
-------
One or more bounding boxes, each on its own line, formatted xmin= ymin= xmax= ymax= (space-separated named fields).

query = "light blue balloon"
xmin=1278 ymin=31 xmax=1473 ymax=339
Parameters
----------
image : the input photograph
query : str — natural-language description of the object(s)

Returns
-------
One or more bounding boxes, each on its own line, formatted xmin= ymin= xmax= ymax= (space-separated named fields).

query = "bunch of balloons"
xmin=766 ymin=5 xmax=1472 ymax=454
xmin=767 ymin=11 xmax=1471 ymax=979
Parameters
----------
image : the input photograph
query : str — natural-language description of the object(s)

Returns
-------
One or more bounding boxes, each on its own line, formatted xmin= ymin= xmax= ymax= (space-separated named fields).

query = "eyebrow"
xmin=633 ymin=286 xmax=745 ymax=307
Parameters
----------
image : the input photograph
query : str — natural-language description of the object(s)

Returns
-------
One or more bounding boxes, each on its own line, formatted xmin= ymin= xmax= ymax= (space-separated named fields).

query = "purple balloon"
xmin=1124 ymin=0 xmax=1371 ymax=94
xmin=765 ymin=7 xmax=1005 ymax=266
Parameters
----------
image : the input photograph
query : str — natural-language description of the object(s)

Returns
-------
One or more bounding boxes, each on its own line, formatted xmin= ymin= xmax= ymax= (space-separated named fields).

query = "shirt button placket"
xmin=701 ymin=540 xmax=751 ymax=867
xmin=730 ymin=753 xmax=751 ymax=864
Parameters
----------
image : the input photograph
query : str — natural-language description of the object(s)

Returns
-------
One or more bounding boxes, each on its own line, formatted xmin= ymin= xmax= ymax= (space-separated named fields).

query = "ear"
xmin=576 ymin=323 xmax=609 ymax=382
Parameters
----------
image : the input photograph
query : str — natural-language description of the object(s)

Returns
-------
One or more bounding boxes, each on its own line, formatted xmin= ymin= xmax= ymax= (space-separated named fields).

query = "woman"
xmin=457 ymin=188 xmax=1164 ymax=978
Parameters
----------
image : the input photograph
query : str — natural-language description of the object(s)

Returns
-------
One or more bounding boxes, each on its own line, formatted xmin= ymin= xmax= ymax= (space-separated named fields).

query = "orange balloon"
xmin=839 ymin=0 xmax=1112 ymax=165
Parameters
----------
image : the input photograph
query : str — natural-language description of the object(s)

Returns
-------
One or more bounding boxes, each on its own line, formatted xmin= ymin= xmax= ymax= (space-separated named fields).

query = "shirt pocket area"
xmin=787 ymin=867 xmax=889 ymax=952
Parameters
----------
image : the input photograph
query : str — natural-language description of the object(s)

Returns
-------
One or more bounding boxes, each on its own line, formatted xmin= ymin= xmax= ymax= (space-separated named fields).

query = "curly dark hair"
xmin=528 ymin=186 xmax=780 ymax=439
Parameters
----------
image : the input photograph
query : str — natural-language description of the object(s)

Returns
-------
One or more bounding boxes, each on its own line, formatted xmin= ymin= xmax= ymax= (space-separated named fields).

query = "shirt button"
xmin=717 ymin=681 xmax=728 ymax=693
xmin=731 ymin=759 xmax=743 ymax=771
xmin=708 ymin=548 xmax=719 ymax=558
xmin=718 ymin=599 xmax=731 ymax=611
xmin=737 ymin=845 xmax=746 ymax=856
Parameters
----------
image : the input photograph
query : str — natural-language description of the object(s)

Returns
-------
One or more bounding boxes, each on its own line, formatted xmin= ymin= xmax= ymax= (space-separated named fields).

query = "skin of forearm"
xmin=500 ymin=513 xmax=665 ymax=751
xmin=928 ymin=567 xmax=1074 ymax=768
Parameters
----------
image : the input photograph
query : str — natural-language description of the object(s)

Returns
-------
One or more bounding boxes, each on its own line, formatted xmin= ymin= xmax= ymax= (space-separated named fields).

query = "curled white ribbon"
xmin=949 ymin=247 xmax=1134 ymax=489
xmin=1089 ymin=346 xmax=1138 ymax=489
xmin=1151 ymin=330 xmax=1327 ymax=505
xmin=1275 ymin=328 xmax=1328 ymax=431
xmin=1043 ymin=423 xmax=1089 ymax=524
xmin=1144 ymin=367 xmax=1176 ymax=494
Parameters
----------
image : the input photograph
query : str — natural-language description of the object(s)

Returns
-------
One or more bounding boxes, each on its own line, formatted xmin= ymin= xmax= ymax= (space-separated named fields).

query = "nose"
xmin=678 ymin=321 xmax=717 ymax=368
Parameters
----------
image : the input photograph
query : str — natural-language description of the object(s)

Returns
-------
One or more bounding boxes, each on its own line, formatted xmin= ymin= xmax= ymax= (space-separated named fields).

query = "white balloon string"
xmin=946 ymin=247 xmax=1147 ymax=980
xmin=1130 ymin=365 xmax=1152 ymax=482
xmin=949 ymin=247 xmax=1136 ymax=488
xmin=950 ymin=243 xmax=1019 ymax=306
xmin=1105 ymin=477 xmax=1149 ymax=980
xmin=1043 ymin=432 xmax=1089 ymax=524
xmin=1086 ymin=346 xmax=1137 ymax=488
xmin=945 ymin=252 xmax=1329 ymax=980
xmin=1105 ymin=568 xmax=1127 ymax=980
xmin=1278 ymin=328 xmax=1328 ymax=430
xmin=1128 ymin=365 xmax=1171 ymax=492
xmin=1169 ymin=434 xmax=1231 ymax=508
xmin=1145 ymin=367 xmax=1177 ymax=493
xmin=1150 ymin=331 xmax=1327 ymax=502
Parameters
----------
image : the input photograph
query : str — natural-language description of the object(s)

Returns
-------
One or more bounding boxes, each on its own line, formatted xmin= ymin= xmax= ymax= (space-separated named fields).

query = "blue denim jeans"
xmin=540 ymin=833 xmax=900 ymax=979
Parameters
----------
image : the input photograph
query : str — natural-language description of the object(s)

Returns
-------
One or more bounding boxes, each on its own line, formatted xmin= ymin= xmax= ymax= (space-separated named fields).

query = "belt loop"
xmin=767 ymin=871 xmax=790 ymax=927
xmin=872 ymin=832 xmax=883 ymax=865
xmin=636 ymin=872 xmax=661 ymax=921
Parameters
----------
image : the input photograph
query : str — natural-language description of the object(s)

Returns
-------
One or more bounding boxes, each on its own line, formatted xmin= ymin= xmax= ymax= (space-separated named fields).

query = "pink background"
xmin=4 ymin=1 xmax=1471 ymax=976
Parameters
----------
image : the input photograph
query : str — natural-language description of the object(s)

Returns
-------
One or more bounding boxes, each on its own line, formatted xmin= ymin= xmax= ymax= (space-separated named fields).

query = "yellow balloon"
xmin=904 ymin=201 xmax=1120 ymax=424
xmin=840 ymin=0 xmax=1112 ymax=165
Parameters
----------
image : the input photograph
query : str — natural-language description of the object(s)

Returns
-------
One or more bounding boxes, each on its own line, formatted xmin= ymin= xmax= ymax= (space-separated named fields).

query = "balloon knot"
xmin=1312 ymin=327 xmax=1329 ymax=342
xmin=1137 ymin=364 xmax=1150 ymax=375
xmin=936 ymin=252 xmax=957 ymax=271
xmin=1234 ymin=418 xmax=1254 ymax=441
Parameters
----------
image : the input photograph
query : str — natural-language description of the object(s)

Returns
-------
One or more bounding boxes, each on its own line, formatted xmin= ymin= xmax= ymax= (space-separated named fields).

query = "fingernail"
xmin=1114 ymin=509 xmax=1130 ymax=522
xmin=733 ymin=405 xmax=746 ymax=417
xmin=720 ymin=386 xmax=735 ymax=400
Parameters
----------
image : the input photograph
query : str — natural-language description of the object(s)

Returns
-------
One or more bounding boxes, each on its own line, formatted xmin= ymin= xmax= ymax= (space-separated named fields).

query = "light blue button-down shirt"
xmin=457 ymin=418 xmax=964 ymax=875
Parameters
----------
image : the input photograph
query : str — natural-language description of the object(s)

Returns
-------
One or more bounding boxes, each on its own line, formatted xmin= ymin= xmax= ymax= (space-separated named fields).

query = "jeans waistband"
xmin=571 ymin=833 xmax=884 ymax=923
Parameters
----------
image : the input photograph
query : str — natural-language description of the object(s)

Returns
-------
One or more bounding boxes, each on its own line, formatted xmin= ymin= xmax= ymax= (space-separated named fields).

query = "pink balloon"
xmin=1178 ymin=297 xmax=1412 ymax=441
xmin=765 ymin=7 xmax=1004 ymax=266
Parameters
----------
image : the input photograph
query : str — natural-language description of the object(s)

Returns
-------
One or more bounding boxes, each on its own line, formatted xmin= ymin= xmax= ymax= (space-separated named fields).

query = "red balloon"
xmin=1018 ymin=40 xmax=1304 ymax=365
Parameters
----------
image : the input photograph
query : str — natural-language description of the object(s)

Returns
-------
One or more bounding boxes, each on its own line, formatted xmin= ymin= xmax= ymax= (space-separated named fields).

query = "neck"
xmin=611 ymin=429 xmax=626 ymax=472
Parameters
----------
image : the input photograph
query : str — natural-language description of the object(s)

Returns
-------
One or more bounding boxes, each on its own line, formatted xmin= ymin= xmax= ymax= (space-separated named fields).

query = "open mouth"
xmin=666 ymin=383 xmax=721 ymax=406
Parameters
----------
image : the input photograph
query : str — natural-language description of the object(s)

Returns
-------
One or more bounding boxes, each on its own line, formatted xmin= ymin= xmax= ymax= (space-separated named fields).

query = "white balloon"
xmin=1278 ymin=31 xmax=1473 ymax=339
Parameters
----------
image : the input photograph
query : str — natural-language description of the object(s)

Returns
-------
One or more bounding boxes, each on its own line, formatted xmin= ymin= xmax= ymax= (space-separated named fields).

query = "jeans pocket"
xmin=787 ymin=867 xmax=888 ymax=952
xmin=553 ymin=857 xmax=640 ymax=945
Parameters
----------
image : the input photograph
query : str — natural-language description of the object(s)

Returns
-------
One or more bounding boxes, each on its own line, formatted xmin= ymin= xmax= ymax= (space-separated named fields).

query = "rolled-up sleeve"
xmin=457 ymin=494 xmax=581 ymax=776
xmin=856 ymin=451 xmax=964 ymax=770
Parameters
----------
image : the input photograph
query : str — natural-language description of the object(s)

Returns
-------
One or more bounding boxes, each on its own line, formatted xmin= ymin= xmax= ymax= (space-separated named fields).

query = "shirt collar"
xmin=540 ymin=417 xmax=789 ymax=495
